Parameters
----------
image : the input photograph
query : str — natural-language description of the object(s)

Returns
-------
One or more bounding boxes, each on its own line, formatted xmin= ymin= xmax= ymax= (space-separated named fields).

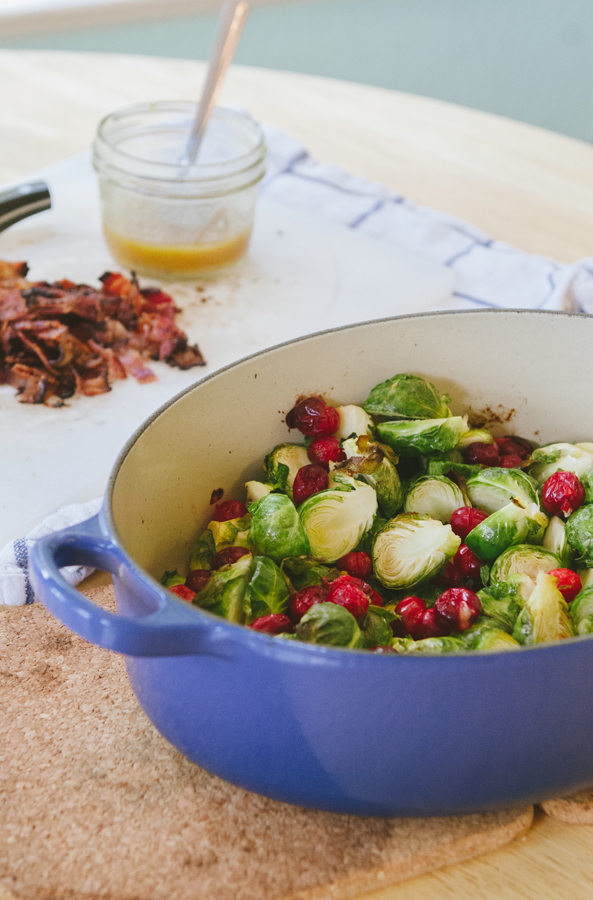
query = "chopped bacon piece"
xmin=118 ymin=349 xmax=157 ymax=384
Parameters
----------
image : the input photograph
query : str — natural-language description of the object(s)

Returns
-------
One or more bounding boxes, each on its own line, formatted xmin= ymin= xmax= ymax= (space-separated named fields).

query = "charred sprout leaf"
xmin=341 ymin=435 xmax=403 ymax=518
xmin=280 ymin=556 xmax=339 ymax=591
xmin=373 ymin=513 xmax=460 ymax=589
xmin=244 ymin=556 xmax=289 ymax=622
xmin=570 ymin=586 xmax=593 ymax=635
xmin=489 ymin=544 xmax=560 ymax=583
xmin=208 ymin=514 xmax=251 ymax=552
xmin=477 ymin=575 xmax=534 ymax=631
xmin=246 ymin=481 xmax=274 ymax=504
xmin=403 ymin=475 xmax=464 ymax=524
xmin=458 ymin=429 xmax=495 ymax=448
xmin=566 ymin=505 xmax=593 ymax=567
xmin=361 ymin=606 xmax=395 ymax=648
xmin=465 ymin=501 xmax=532 ymax=562
xmin=512 ymin=571 xmax=573 ymax=645
xmin=249 ymin=494 xmax=311 ymax=562
xmin=298 ymin=482 xmax=377 ymax=563
xmin=364 ymin=373 xmax=451 ymax=420
xmin=377 ymin=416 xmax=468 ymax=457
xmin=335 ymin=404 xmax=374 ymax=439
xmin=189 ymin=529 xmax=216 ymax=571
xmin=580 ymin=467 xmax=593 ymax=504
xmin=161 ymin=569 xmax=185 ymax=588
xmin=543 ymin=516 xmax=575 ymax=568
xmin=264 ymin=443 xmax=309 ymax=499
xmin=466 ymin=467 xmax=539 ymax=514
xmin=193 ymin=553 xmax=252 ymax=624
xmin=402 ymin=635 xmax=467 ymax=654
xmin=296 ymin=602 xmax=365 ymax=648
xmin=527 ymin=443 xmax=593 ymax=483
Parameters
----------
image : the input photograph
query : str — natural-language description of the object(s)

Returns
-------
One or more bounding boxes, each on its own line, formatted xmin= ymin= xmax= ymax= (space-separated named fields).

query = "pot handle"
xmin=29 ymin=514 xmax=226 ymax=657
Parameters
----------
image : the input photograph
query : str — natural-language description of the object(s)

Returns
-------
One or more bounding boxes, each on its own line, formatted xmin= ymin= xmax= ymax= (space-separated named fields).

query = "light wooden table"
xmin=2 ymin=49 xmax=593 ymax=900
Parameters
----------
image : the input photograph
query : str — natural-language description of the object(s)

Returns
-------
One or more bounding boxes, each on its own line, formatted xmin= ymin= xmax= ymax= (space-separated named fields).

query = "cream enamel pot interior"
xmin=30 ymin=310 xmax=593 ymax=817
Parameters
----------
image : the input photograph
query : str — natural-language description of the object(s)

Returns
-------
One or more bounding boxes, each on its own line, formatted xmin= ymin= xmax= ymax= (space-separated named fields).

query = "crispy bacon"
xmin=0 ymin=262 xmax=205 ymax=406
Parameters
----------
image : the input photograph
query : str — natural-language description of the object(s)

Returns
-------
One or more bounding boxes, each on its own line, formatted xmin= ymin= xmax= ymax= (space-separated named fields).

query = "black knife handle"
xmin=0 ymin=181 xmax=51 ymax=233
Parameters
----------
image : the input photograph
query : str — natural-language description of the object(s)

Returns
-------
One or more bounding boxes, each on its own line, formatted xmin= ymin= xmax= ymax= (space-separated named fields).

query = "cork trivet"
xmin=0 ymin=587 xmax=533 ymax=900
xmin=540 ymin=791 xmax=593 ymax=825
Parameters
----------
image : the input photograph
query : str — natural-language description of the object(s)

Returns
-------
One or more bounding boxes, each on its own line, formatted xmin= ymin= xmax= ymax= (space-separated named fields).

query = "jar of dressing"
xmin=92 ymin=102 xmax=266 ymax=280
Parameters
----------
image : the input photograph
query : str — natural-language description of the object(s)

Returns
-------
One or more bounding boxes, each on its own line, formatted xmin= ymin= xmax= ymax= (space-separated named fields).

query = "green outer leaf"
xmin=365 ymin=458 xmax=404 ymax=518
xmin=280 ymin=556 xmax=339 ymax=591
xmin=477 ymin=576 xmax=528 ymax=631
xmin=361 ymin=608 xmax=394 ymax=648
xmin=377 ymin=416 xmax=467 ymax=457
xmin=566 ymin=505 xmax=593 ymax=567
xmin=249 ymin=493 xmax=311 ymax=563
xmin=465 ymin=502 xmax=530 ymax=562
xmin=571 ymin=586 xmax=593 ymax=635
xmin=426 ymin=459 xmax=484 ymax=480
xmin=244 ymin=556 xmax=289 ymax=623
xmin=296 ymin=602 xmax=365 ymax=648
xmin=189 ymin=529 xmax=216 ymax=571
xmin=581 ymin=467 xmax=593 ymax=504
xmin=161 ymin=569 xmax=185 ymax=588
xmin=263 ymin=443 xmax=309 ymax=499
xmin=364 ymin=373 xmax=451 ymax=419
xmin=466 ymin=467 xmax=539 ymax=514
xmin=489 ymin=544 xmax=560 ymax=583
xmin=462 ymin=617 xmax=511 ymax=648
xmin=372 ymin=513 xmax=460 ymax=589
xmin=401 ymin=636 xmax=467 ymax=654
xmin=354 ymin=513 xmax=388 ymax=556
xmin=194 ymin=554 xmax=252 ymax=624
xmin=404 ymin=475 xmax=464 ymax=524
xmin=473 ymin=629 xmax=520 ymax=651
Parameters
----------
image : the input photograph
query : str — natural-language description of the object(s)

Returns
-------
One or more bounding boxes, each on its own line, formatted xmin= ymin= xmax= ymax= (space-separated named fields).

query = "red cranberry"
xmin=548 ymin=568 xmax=582 ymax=603
xmin=434 ymin=560 xmax=464 ymax=588
xmin=185 ymin=569 xmax=211 ymax=593
xmin=293 ymin=464 xmax=328 ymax=506
xmin=418 ymin=607 xmax=443 ymax=639
xmin=169 ymin=584 xmax=196 ymax=603
xmin=434 ymin=588 xmax=481 ymax=634
xmin=500 ymin=454 xmax=523 ymax=469
xmin=495 ymin=437 xmax=532 ymax=460
xmin=396 ymin=596 xmax=427 ymax=639
xmin=307 ymin=436 xmax=346 ymax=470
xmin=250 ymin=614 xmax=293 ymax=634
xmin=453 ymin=543 xmax=483 ymax=579
xmin=450 ymin=506 xmax=489 ymax=540
xmin=373 ymin=645 xmax=396 ymax=653
xmin=337 ymin=551 xmax=372 ymax=580
xmin=343 ymin=576 xmax=382 ymax=606
xmin=210 ymin=546 xmax=251 ymax=570
xmin=286 ymin=397 xmax=340 ymax=437
xmin=326 ymin=575 xmax=370 ymax=620
xmin=542 ymin=472 xmax=586 ymax=518
xmin=212 ymin=499 xmax=248 ymax=522
xmin=464 ymin=442 xmax=500 ymax=466
xmin=289 ymin=583 xmax=329 ymax=622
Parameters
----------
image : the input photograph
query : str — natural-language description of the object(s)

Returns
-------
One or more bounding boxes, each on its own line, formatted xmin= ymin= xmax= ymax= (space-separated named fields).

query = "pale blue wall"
xmin=3 ymin=0 xmax=593 ymax=142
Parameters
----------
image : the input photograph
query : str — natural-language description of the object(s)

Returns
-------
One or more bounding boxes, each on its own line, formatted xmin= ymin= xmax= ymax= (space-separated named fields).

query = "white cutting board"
xmin=0 ymin=154 xmax=455 ymax=544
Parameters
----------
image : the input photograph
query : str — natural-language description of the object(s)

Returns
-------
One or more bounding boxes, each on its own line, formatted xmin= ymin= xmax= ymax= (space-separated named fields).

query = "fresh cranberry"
xmin=286 ymin=397 xmax=340 ymax=437
xmin=292 ymin=464 xmax=328 ymax=506
xmin=464 ymin=442 xmax=500 ymax=466
xmin=326 ymin=575 xmax=370 ymax=620
xmin=418 ymin=607 xmax=443 ymax=639
xmin=373 ymin=645 xmax=396 ymax=653
xmin=453 ymin=543 xmax=483 ymax=579
xmin=450 ymin=506 xmax=489 ymax=540
xmin=289 ymin=583 xmax=329 ymax=622
xmin=368 ymin=588 xmax=384 ymax=607
xmin=548 ymin=569 xmax=583 ymax=603
xmin=212 ymin=499 xmax=248 ymax=522
xmin=307 ymin=436 xmax=346 ymax=470
xmin=210 ymin=546 xmax=251 ymax=570
xmin=495 ymin=437 xmax=532 ymax=460
xmin=396 ymin=596 xmax=427 ymax=639
xmin=434 ymin=588 xmax=481 ymax=634
xmin=500 ymin=454 xmax=523 ymax=469
xmin=169 ymin=584 xmax=196 ymax=602
xmin=434 ymin=560 xmax=464 ymax=588
xmin=337 ymin=551 xmax=373 ymax=580
xmin=343 ymin=576 xmax=382 ymax=605
xmin=185 ymin=569 xmax=211 ymax=593
xmin=250 ymin=614 xmax=293 ymax=634
xmin=542 ymin=472 xmax=586 ymax=518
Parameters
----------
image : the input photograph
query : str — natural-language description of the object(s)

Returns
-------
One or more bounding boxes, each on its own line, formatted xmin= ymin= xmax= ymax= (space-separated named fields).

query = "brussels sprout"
xmin=403 ymin=635 xmax=467 ymax=654
xmin=426 ymin=456 xmax=483 ymax=481
xmin=335 ymin=404 xmax=374 ymax=439
xmin=466 ymin=468 xmax=539 ymax=514
xmin=364 ymin=373 xmax=451 ymax=419
xmin=264 ymin=443 xmax=310 ymax=498
xmin=341 ymin=435 xmax=403 ymax=518
xmin=512 ymin=571 xmax=573 ymax=645
xmin=577 ymin=443 xmax=593 ymax=453
xmin=570 ymin=586 xmax=593 ymax=635
xmin=296 ymin=602 xmax=365 ymax=648
xmin=298 ymin=482 xmax=377 ymax=563
xmin=194 ymin=553 xmax=252 ymax=624
xmin=246 ymin=481 xmax=273 ymax=504
xmin=372 ymin=514 xmax=461 ymax=589
xmin=472 ymin=629 xmax=521 ymax=652
xmin=244 ymin=556 xmax=289 ymax=622
xmin=361 ymin=605 xmax=396 ymax=648
xmin=566 ymin=505 xmax=593 ymax=567
xmin=189 ymin=529 xmax=216 ymax=571
xmin=390 ymin=637 xmax=416 ymax=653
xmin=465 ymin=501 xmax=533 ymax=562
xmin=354 ymin=513 xmax=389 ymax=556
xmin=527 ymin=443 xmax=593 ymax=483
xmin=458 ymin=429 xmax=495 ymax=449
xmin=161 ymin=569 xmax=185 ymax=588
xmin=580 ymin=467 xmax=593 ymax=504
xmin=579 ymin=568 xmax=593 ymax=589
xmin=542 ymin=516 xmax=575 ymax=568
xmin=208 ymin=514 xmax=251 ymax=552
xmin=377 ymin=416 xmax=468 ymax=457
xmin=477 ymin=575 xmax=534 ymax=631
xmin=249 ymin=494 xmax=311 ymax=562
xmin=280 ymin=556 xmax=340 ymax=591
xmin=403 ymin=475 xmax=465 ymax=524
xmin=489 ymin=544 xmax=560 ymax=583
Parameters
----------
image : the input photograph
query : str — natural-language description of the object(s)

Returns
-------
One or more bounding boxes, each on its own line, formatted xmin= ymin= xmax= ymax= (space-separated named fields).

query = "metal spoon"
xmin=185 ymin=0 xmax=249 ymax=166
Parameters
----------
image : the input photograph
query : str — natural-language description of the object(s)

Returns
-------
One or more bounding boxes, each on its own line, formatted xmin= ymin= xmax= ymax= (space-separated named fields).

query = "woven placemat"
xmin=0 ymin=587 xmax=533 ymax=900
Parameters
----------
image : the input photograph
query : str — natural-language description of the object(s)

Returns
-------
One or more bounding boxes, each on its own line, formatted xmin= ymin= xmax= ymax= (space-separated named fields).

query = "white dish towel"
xmin=3 ymin=124 xmax=593 ymax=607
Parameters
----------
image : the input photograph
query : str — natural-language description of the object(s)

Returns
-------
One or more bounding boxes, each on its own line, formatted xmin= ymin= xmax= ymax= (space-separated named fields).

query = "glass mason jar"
xmin=92 ymin=102 xmax=266 ymax=280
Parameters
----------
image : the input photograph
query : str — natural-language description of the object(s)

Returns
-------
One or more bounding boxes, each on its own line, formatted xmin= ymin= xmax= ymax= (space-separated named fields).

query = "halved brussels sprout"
xmin=335 ymin=404 xmax=374 ymax=439
xmin=361 ymin=605 xmax=396 ymax=648
xmin=296 ymin=602 xmax=365 ymax=648
xmin=372 ymin=513 xmax=460 ymax=589
xmin=246 ymin=481 xmax=273 ymax=504
xmin=298 ymin=481 xmax=377 ymax=562
xmin=341 ymin=435 xmax=403 ymax=518
xmin=189 ymin=528 xmax=216 ymax=571
xmin=512 ymin=571 xmax=573 ymax=645
xmin=377 ymin=416 xmax=468 ymax=457
xmin=472 ymin=629 xmax=521 ymax=652
xmin=244 ymin=556 xmax=289 ymax=622
xmin=489 ymin=544 xmax=560 ymax=583
xmin=580 ymin=467 xmax=593 ymax=504
xmin=208 ymin=514 xmax=251 ymax=551
xmin=477 ymin=575 xmax=534 ymax=631
xmin=281 ymin=556 xmax=340 ymax=591
xmin=401 ymin=635 xmax=467 ymax=654
xmin=403 ymin=475 xmax=465 ymax=524
xmin=458 ymin=429 xmax=495 ymax=448
xmin=566 ymin=505 xmax=593 ymax=567
xmin=161 ymin=569 xmax=185 ymax=588
xmin=364 ymin=373 xmax=451 ymax=419
xmin=527 ymin=443 xmax=593 ymax=483
xmin=466 ymin=467 xmax=539 ymax=514
xmin=249 ymin=494 xmax=311 ymax=562
xmin=542 ymin=516 xmax=575 ymax=568
xmin=193 ymin=553 xmax=253 ymax=624
xmin=465 ymin=500 xmax=536 ymax=562
xmin=264 ymin=443 xmax=310 ymax=498
xmin=570 ymin=587 xmax=593 ymax=635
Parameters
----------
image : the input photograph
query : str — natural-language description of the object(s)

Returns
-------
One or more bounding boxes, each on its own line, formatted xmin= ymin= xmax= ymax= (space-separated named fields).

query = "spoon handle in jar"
xmin=185 ymin=0 xmax=249 ymax=166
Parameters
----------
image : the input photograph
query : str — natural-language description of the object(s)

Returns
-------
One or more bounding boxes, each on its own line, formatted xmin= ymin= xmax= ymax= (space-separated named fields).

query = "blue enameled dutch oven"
xmin=30 ymin=310 xmax=593 ymax=817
